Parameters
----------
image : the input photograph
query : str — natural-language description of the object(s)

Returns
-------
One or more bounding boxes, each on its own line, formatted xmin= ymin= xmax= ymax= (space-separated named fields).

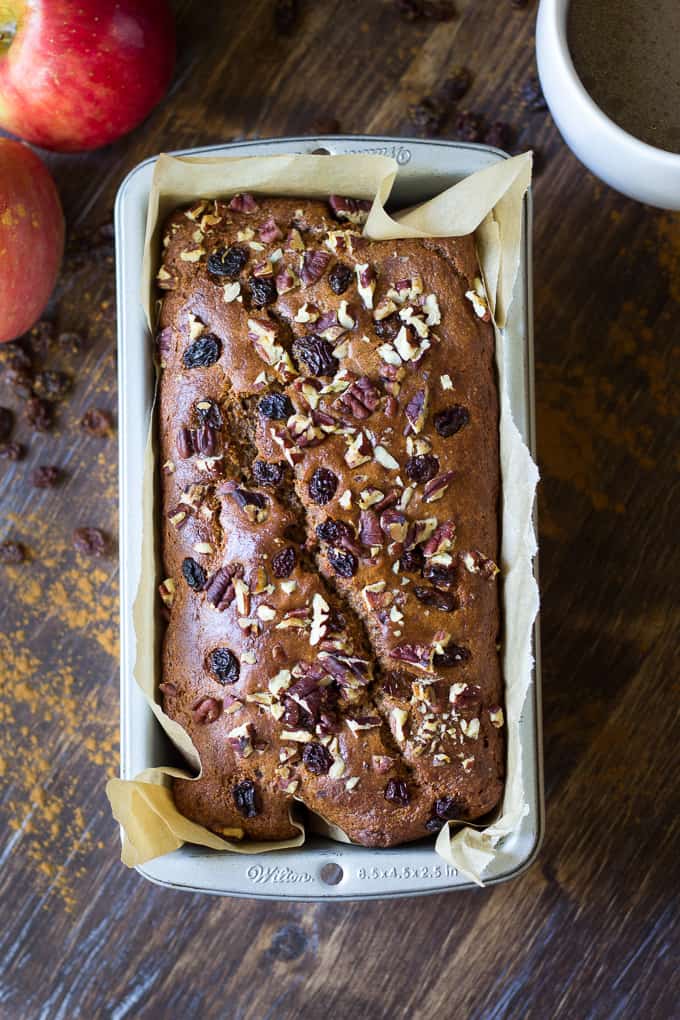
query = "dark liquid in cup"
xmin=568 ymin=0 xmax=680 ymax=154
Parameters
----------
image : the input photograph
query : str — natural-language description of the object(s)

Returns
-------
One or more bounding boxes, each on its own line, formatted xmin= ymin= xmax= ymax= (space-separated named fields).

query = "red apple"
xmin=0 ymin=0 xmax=175 ymax=152
xmin=0 ymin=138 xmax=64 ymax=342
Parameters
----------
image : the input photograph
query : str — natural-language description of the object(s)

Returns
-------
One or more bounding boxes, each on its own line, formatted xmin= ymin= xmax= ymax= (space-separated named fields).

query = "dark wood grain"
xmin=1 ymin=1 xmax=678 ymax=1017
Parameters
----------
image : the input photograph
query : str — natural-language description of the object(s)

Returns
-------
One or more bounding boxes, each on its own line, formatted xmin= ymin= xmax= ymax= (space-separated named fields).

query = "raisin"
xmin=384 ymin=778 xmax=409 ymax=806
xmin=0 ymin=342 xmax=31 ymax=372
xmin=0 ymin=407 xmax=13 ymax=442
xmin=73 ymin=527 xmax=108 ymax=557
xmin=382 ymin=670 xmax=413 ymax=698
xmin=25 ymin=397 xmax=52 ymax=432
xmin=485 ymin=120 xmax=514 ymax=150
xmin=425 ymin=817 xmax=444 ymax=833
xmin=208 ymin=244 xmax=248 ymax=278
xmin=182 ymin=556 xmax=207 ymax=590
xmin=399 ymin=546 xmax=424 ymax=573
xmin=397 ymin=0 xmax=456 ymax=20
xmin=434 ymin=405 xmax=470 ymax=437
xmin=316 ymin=518 xmax=354 ymax=546
xmin=0 ymin=540 xmax=25 ymax=564
xmin=258 ymin=392 xmax=294 ymax=420
xmin=374 ymin=315 xmax=400 ymax=341
xmin=0 ymin=442 xmax=23 ymax=461
xmin=182 ymin=335 xmax=221 ymax=369
xmin=272 ymin=546 xmax=296 ymax=578
xmin=253 ymin=460 xmax=285 ymax=487
xmin=308 ymin=467 xmax=338 ymax=505
xmin=438 ymin=66 xmax=472 ymax=103
xmin=31 ymin=465 xmax=61 ymax=488
xmin=26 ymin=319 xmax=54 ymax=356
xmin=433 ymin=643 xmax=470 ymax=668
xmin=455 ymin=110 xmax=485 ymax=142
xmin=274 ymin=0 xmax=298 ymax=34
xmin=434 ymin=796 xmax=467 ymax=820
xmin=327 ymin=546 xmax=358 ymax=578
xmin=422 ymin=562 xmax=458 ymax=590
xmin=209 ymin=647 xmax=240 ymax=684
xmin=233 ymin=779 xmax=259 ymax=818
xmin=231 ymin=487 xmax=267 ymax=510
xmin=195 ymin=399 xmax=223 ymax=428
xmin=32 ymin=370 xmax=71 ymax=401
xmin=302 ymin=742 xmax=333 ymax=775
xmin=249 ymin=276 xmax=277 ymax=307
xmin=405 ymin=454 xmax=439 ymax=483
xmin=80 ymin=408 xmax=113 ymax=436
xmin=414 ymin=585 xmax=458 ymax=611
xmin=57 ymin=331 xmax=83 ymax=355
xmin=410 ymin=98 xmax=444 ymax=136
xmin=328 ymin=262 xmax=354 ymax=295
xmin=292 ymin=335 xmax=338 ymax=377
xmin=521 ymin=74 xmax=547 ymax=112
xmin=4 ymin=367 xmax=33 ymax=398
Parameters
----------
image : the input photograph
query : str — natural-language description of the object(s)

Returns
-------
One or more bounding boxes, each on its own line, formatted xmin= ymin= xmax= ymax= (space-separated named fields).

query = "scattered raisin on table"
xmin=0 ymin=442 xmax=24 ymax=461
xmin=25 ymin=397 xmax=53 ymax=432
xmin=31 ymin=466 xmax=62 ymax=488
xmin=73 ymin=527 xmax=109 ymax=557
xmin=409 ymin=98 xmax=444 ymax=136
xmin=0 ymin=407 xmax=13 ymax=442
xmin=521 ymin=75 xmax=547 ymax=112
xmin=0 ymin=540 xmax=25 ymax=564
xmin=32 ymin=370 xmax=71 ymax=401
xmin=455 ymin=110 xmax=485 ymax=142
xmin=485 ymin=120 xmax=514 ymax=150
xmin=397 ymin=0 xmax=456 ymax=21
xmin=80 ymin=408 xmax=113 ymax=436
xmin=438 ymin=66 xmax=472 ymax=104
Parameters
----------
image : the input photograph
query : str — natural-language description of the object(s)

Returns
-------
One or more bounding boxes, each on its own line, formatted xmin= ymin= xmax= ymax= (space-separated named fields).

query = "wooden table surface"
xmin=1 ymin=2 xmax=678 ymax=1017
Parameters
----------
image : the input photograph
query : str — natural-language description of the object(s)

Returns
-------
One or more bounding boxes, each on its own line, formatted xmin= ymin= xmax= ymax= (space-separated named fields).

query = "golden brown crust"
xmin=156 ymin=194 xmax=504 ymax=848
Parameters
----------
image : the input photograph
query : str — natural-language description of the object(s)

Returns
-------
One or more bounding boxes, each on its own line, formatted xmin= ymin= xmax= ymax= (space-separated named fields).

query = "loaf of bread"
xmin=155 ymin=193 xmax=504 ymax=848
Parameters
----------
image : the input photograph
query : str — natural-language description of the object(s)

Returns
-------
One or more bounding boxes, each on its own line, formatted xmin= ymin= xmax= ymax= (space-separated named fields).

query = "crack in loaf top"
xmin=154 ymin=191 xmax=505 ymax=849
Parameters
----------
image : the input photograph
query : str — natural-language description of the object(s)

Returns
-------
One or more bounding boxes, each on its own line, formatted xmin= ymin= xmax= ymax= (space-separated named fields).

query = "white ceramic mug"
xmin=536 ymin=0 xmax=680 ymax=210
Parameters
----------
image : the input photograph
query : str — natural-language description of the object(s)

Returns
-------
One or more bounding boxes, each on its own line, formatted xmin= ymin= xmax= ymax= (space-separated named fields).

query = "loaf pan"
xmin=115 ymin=135 xmax=543 ymax=899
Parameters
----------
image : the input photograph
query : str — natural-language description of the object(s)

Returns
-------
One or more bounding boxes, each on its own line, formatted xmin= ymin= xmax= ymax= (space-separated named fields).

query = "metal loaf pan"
xmin=116 ymin=136 xmax=543 ymax=899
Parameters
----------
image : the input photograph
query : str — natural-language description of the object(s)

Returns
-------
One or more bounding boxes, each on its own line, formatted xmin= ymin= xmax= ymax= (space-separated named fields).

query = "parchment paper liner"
xmin=106 ymin=150 xmax=538 ymax=884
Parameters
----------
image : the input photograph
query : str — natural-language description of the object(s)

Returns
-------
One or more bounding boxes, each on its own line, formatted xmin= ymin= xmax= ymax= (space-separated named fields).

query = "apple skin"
xmin=0 ymin=0 xmax=175 ymax=152
xmin=0 ymin=138 xmax=64 ymax=343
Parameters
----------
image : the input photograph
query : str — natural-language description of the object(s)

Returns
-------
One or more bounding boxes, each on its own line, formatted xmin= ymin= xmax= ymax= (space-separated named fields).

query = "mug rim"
xmin=546 ymin=0 xmax=680 ymax=166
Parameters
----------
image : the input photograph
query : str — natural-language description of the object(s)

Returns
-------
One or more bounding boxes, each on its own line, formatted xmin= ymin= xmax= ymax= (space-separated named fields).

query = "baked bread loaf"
xmin=155 ymin=192 xmax=504 ymax=848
